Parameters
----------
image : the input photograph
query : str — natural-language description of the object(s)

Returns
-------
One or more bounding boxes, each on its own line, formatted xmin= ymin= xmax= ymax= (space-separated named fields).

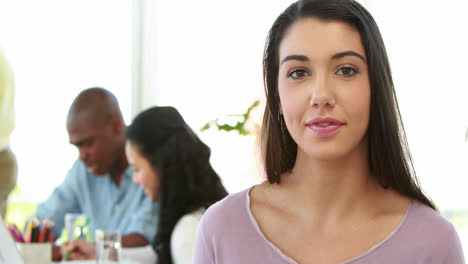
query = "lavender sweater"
xmin=193 ymin=187 xmax=465 ymax=264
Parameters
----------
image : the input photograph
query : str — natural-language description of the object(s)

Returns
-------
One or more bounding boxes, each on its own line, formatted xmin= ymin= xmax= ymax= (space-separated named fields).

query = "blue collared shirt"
xmin=34 ymin=160 xmax=159 ymax=242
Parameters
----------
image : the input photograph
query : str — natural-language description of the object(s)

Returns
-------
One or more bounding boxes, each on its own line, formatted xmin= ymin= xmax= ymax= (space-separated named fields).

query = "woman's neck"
xmin=278 ymin=145 xmax=382 ymax=224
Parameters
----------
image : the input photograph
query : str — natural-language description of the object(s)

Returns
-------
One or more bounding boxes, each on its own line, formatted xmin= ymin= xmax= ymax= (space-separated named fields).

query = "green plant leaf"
xmin=200 ymin=100 xmax=260 ymax=136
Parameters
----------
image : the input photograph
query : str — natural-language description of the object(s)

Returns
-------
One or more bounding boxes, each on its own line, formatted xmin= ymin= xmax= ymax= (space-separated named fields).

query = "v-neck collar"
xmin=245 ymin=186 xmax=414 ymax=264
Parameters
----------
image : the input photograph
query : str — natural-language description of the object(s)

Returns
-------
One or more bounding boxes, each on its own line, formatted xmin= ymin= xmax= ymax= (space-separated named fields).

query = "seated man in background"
xmin=33 ymin=87 xmax=158 ymax=260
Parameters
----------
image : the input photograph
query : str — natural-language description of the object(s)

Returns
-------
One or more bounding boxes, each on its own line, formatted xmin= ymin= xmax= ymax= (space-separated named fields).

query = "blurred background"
xmin=0 ymin=0 xmax=467 ymax=252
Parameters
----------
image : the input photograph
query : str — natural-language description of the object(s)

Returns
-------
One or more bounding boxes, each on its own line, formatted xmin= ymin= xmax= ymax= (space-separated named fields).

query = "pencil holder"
xmin=16 ymin=242 xmax=52 ymax=264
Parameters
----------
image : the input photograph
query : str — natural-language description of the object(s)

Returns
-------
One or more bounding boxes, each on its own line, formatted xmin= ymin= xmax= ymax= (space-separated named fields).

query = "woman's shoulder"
xmin=171 ymin=209 xmax=207 ymax=264
xmin=172 ymin=209 xmax=205 ymax=242
xmin=390 ymin=200 xmax=464 ymax=260
xmin=174 ymin=208 xmax=205 ymax=231
xmin=198 ymin=187 xmax=253 ymax=234
xmin=203 ymin=187 xmax=250 ymax=218
xmin=407 ymin=200 xmax=458 ymax=236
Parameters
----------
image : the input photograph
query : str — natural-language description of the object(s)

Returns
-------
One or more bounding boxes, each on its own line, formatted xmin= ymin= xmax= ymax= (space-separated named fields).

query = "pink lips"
xmin=306 ymin=117 xmax=345 ymax=137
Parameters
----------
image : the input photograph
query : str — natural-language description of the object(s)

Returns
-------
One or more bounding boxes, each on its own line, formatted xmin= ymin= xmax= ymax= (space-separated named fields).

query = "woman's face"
xmin=125 ymin=141 xmax=160 ymax=201
xmin=277 ymin=18 xmax=371 ymax=161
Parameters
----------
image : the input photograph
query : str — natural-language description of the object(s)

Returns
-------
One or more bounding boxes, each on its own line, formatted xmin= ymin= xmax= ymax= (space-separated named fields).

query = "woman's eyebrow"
xmin=331 ymin=51 xmax=366 ymax=63
xmin=280 ymin=51 xmax=366 ymax=65
xmin=280 ymin=54 xmax=309 ymax=65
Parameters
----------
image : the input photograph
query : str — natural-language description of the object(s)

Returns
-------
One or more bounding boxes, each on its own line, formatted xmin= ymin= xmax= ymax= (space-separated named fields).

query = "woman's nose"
xmin=309 ymin=74 xmax=336 ymax=109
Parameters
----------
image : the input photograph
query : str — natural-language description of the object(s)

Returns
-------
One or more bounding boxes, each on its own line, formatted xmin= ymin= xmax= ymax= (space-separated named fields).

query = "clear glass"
xmin=95 ymin=229 xmax=121 ymax=264
xmin=65 ymin=213 xmax=89 ymax=242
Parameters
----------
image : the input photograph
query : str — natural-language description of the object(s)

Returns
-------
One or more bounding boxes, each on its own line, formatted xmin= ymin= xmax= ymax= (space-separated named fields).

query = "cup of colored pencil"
xmin=7 ymin=217 xmax=55 ymax=244
xmin=7 ymin=217 xmax=55 ymax=264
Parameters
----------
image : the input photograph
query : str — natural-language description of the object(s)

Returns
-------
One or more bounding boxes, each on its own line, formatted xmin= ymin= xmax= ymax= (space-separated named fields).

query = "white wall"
xmin=0 ymin=0 xmax=133 ymax=201
xmin=368 ymin=0 xmax=468 ymax=210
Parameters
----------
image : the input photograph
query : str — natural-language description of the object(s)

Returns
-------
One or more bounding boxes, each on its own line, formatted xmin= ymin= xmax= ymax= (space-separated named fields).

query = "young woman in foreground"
xmin=193 ymin=0 xmax=465 ymax=263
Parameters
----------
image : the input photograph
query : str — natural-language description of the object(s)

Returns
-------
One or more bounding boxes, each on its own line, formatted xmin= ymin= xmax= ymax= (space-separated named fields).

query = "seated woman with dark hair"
xmin=125 ymin=106 xmax=228 ymax=264
xmin=63 ymin=106 xmax=228 ymax=264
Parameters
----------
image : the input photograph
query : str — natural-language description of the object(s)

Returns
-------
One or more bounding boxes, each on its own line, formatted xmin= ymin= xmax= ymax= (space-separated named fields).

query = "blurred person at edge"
xmin=0 ymin=50 xmax=17 ymax=220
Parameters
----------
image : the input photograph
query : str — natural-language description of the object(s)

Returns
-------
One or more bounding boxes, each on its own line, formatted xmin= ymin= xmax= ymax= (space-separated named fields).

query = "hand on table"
xmin=61 ymin=240 xmax=96 ymax=260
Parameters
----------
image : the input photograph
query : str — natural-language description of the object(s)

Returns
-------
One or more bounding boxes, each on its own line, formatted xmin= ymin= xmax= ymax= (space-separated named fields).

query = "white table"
xmin=53 ymin=245 xmax=157 ymax=264
xmin=55 ymin=261 xmax=138 ymax=264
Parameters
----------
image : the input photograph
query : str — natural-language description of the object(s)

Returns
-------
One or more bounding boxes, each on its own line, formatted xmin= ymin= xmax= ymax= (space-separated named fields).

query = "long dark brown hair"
xmin=261 ymin=0 xmax=436 ymax=210
xmin=127 ymin=106 xmax=228 ymax=264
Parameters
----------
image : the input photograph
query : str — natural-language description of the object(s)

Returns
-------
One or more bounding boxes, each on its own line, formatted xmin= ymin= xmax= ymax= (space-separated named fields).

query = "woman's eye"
xmin=288 ymin=69 xmax=309 ymax=79
xmin=336 ymin=66 xmax=357 ymax=77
